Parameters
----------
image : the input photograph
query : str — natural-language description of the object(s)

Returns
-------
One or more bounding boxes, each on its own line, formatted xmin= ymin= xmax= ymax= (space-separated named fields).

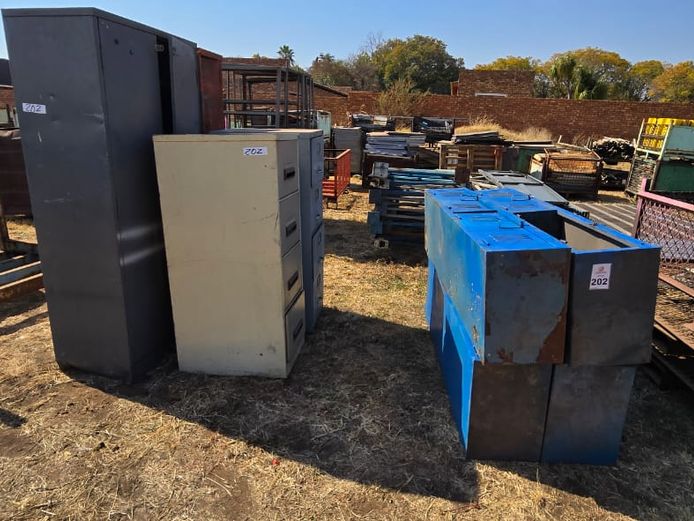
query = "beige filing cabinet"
xmin=153 ymin=133 xmax=305 ymax=378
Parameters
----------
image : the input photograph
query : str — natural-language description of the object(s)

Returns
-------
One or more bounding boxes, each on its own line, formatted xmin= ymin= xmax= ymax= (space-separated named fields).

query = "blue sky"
xmin=1 ymin=0 xmax=692 ymax=68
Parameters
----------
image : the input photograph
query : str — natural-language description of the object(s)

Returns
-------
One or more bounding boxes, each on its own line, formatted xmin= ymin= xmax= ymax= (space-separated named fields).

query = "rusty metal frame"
xmin=323 ymin=149 xmax=351 ymax=207
xmin=221 ymin=63 xmax=315 ymax=129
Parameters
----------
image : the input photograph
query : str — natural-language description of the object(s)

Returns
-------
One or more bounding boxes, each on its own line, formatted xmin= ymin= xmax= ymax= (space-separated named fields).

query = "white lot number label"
xmin=22 ymin=103 xmax=47 ymax=114
xmin=243 ymin=146 xmax=268 ymax=156
xmin=589 ymin=263 xmax=612 ymax=290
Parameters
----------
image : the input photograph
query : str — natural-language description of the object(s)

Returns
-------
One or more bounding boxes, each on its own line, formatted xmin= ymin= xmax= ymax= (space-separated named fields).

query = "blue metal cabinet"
xmin=474 ymin=188 xmax=661 ymax=365
xmin=425 ymin=189 xmax=571 ymax=364
xmin=427 ymin=267 xmax=552 ymax=461
xmin=542 ymin=365 xmax=636 ymax=464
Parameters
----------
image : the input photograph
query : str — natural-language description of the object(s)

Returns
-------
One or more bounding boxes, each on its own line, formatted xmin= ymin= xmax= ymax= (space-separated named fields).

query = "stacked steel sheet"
xmin=365 ymin=132 xmax=426 ymax=157
xmin=367 ymin=165 xmax=457 ymax=245
xmin=425 ymin=187 xmax=660 ymax=464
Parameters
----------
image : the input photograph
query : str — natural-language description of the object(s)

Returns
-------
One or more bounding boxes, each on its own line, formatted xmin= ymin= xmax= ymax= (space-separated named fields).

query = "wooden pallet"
xmin=438 ymin=144 xmax=503 ymax=171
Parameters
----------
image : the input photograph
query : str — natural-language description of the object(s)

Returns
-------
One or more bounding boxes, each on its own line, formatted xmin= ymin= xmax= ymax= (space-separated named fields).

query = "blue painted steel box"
xmin=425 ymin=189 xmax=571 ymax=364
xmin=471 ymin=188 xmax=661 ymax=366
xmin=427 ymin=266 xmax=552 ymax=461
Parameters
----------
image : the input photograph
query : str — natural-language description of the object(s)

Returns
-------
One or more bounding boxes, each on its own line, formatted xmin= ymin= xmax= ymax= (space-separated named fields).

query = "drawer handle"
xmin=285 ymin=220 xmax=297 ymax=237
xmin=287 ymin=271 xmax=299 ymax=291
xmin=283 ymin=167 xmax=296 ymax=180
xmin=292 ymin=319 xmax=304 ymax=340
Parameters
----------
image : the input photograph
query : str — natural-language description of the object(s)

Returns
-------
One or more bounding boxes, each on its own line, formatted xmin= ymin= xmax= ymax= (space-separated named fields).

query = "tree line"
xmin=281 ymin=36 xmax=694 ymax=103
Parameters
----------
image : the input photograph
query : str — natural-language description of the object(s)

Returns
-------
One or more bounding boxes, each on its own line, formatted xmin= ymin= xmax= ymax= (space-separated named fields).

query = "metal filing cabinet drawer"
xmin=312 ymin=263 xmax=324 ymax=324
xmin=279 ymin=192 xmax=301 ymax=255
xmin=153 ymin=133 xmax=304 ymax=378
xmin=310 ymin=183 xmax=323 ymax=231
xmin=285 ymin=292 xmax=306 ymax=365
xmin=282 ymin=242 xmax=303 ymax=310
xmin=311 ymin=135 xmax=325 ymax=186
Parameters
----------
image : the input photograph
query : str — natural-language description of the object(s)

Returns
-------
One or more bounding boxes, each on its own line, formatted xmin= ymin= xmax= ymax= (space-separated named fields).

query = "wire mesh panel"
xmin=634 ymin=187 xmax=694 ymax=265
xmin=635 ymin=181 xmax=694 ymax=349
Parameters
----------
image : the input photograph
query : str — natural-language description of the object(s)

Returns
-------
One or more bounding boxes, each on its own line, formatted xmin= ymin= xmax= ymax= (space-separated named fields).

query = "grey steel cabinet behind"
xmin=2 ymin=8 xmax=201 ymax=380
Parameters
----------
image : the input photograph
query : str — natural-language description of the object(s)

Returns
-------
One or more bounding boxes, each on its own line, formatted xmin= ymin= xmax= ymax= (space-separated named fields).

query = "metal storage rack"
xmin=222 ymin=63 xmax=314 ymax=129
xmin=153 ymin=133 xmax=306 ymax=378
xmin=3 ymin=7 xmax=202 ymax=380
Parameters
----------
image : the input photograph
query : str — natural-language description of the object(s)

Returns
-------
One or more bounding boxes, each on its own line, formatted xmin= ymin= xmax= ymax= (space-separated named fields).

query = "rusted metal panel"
xmin=196 ymin=48 xmax=224 ymax=133
xmin=0 ymin=129 xmax=31 ymax=216
xmin=425 ymin=188 xmax=571 ymax=364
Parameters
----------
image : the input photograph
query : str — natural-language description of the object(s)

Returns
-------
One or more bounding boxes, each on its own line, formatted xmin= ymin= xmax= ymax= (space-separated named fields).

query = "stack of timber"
xmin=367 ymin=165 xmax=457 ymax=246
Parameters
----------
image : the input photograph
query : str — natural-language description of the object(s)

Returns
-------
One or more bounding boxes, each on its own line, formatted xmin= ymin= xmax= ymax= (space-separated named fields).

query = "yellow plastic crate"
xmin=640 ymin=117 xmax=694 ymax=151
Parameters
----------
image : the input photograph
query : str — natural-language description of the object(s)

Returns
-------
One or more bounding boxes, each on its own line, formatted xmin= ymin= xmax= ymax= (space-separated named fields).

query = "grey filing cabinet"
xmin=153 ymin=134 xmax=306 ymax=378
xmin=213 ymin=129 xmax=325 ymax=333
xmin=2 ymin=8 xmax=201 ymax=380
xmin=333 ymin=127 xmax=363 ymax=173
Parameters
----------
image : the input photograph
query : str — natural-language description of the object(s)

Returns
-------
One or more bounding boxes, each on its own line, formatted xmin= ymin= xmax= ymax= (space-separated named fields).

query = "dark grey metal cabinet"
xmin=2 ymin=8 xmax=201 ymax=380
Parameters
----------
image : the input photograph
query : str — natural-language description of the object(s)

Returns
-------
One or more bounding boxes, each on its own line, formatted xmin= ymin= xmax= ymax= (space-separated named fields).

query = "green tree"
xmin=373 ymin=35 xmax=461 ymax=94
xmin=347 ymin=52 xmax=381 ymax=91
xmin=309 ymin=53 xmax=353 ymax=86
xmin=474 ymin=56 xmax=540 ymax=71
xmin=547 ymin=55 xmax=607 ymax=99
xmin=277 ymin=45 xmax=295 ymax=66
xmin=624 ymin=60 xmax=666 ymax=100
xmin=549 ymin=55 xmax=579 ymax=98
xmin=545 ymin=48 xmax=629 ymax=99
xmin=651 ymin=61 xmax=694 ymax=102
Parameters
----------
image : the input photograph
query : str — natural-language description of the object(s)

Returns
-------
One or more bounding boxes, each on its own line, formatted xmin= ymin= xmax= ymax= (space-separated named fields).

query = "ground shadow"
xmin=0 ymin=408 xmax=26 ymax=428
xmin=486 ymin=371 xmax=694 ymax=520
xmin=0 ymin=291 xmax=45 ymax=323
xmin=66 ymin=308 xmax=479 ymax=503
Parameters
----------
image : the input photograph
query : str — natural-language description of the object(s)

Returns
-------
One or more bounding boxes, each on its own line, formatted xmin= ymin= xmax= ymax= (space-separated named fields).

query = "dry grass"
xmin=6 ymin=217 xmax=37 ymax=243
xmin=455 ymin=116 xmax=553 ymax=142
xmin=1 ymin=183 xmax=694 ymax=520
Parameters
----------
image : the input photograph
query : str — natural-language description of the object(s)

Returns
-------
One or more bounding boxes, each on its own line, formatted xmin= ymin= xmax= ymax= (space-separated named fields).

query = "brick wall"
xmin=456 ymin=70 xmax=535 ymax=97
xmin=315 ymin=91 xmax=694 ymax=140
xmin=0 ymin=86 xmax=15 ymax=109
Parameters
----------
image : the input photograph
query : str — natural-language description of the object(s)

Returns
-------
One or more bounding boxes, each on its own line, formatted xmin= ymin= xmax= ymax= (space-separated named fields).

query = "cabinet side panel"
xmin=4 ymin=14 xmax=132 ymax=377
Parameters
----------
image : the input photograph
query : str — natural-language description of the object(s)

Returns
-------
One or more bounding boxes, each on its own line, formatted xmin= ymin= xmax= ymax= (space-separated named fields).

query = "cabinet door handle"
xmin=292 ymin=319 xmax=304 ymax=340
xmin=285 ymin=220 xmax=297 ymax=237
xmin=287 ymin=271 xmax=299 ymax=291
xmin=283 ymin=167 xmax=296 ymax=180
